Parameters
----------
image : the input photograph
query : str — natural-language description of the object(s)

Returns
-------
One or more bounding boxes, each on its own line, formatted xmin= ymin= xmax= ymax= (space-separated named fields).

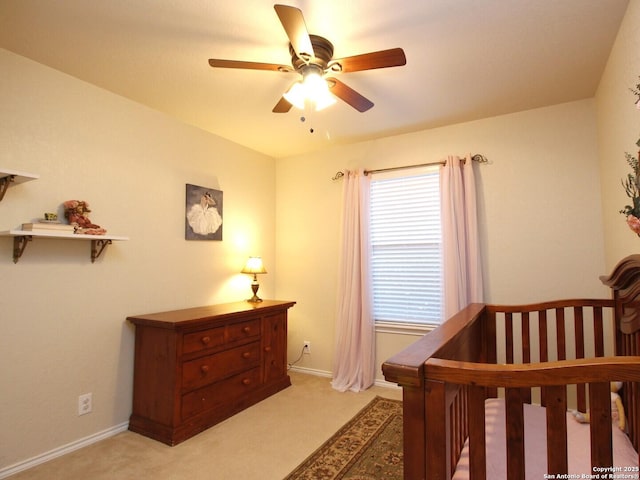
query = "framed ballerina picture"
xmin=185 ymin=184 xmax=223 ymax=240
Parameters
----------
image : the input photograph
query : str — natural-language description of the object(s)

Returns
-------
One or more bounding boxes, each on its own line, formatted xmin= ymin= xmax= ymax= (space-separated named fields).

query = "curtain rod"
xmin=331 ymin=154 xmax=488 ymax=181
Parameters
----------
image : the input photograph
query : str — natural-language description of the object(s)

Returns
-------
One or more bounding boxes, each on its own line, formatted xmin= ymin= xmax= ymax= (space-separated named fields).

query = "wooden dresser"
xmin=127 ymin=299 xmax=295 ymax=445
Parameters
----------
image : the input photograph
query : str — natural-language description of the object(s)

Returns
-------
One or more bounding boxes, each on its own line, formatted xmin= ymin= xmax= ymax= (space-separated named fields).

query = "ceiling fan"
xmin=208 ymin=4 xmax=406 ymax=113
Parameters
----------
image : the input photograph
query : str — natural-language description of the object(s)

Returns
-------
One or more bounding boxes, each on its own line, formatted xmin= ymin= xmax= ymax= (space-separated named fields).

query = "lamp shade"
xmin=241 ymin=256 xmax=267 ymax=275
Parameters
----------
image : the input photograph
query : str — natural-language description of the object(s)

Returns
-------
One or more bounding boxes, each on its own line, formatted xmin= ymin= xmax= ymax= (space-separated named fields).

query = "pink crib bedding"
xmin=452 ymin=398 xmax=639 ymax=480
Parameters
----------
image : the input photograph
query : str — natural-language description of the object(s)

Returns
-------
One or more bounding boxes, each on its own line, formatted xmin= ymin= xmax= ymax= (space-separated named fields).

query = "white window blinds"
xmin=369 ymin=169 xmax=443 ymax=326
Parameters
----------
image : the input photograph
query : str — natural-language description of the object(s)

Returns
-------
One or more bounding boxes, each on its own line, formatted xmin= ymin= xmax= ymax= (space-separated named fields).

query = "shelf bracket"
xmin=91 ymin=239 xmax=112 ymax=263
xmin=0 ymin=175 xmax=16 ymax=202
xmin=13 ymin=235 xmax=32 ymax=263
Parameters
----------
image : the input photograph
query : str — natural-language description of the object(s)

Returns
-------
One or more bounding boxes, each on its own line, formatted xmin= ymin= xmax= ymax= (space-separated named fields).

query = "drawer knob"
xmin=201 ymin=336 xmax=211 ymax=345
xmin=242 ymin=326 xmax=251 ymax=334
xmin=264 ymin=346 xmax=272 ymax=352
xmin=242 ymin=351 xmax=251 ymax=359
xmin=200 ymin=365 xmax=210 ymax=374
xmin=242 ymin=378 xmax=252 ymax=385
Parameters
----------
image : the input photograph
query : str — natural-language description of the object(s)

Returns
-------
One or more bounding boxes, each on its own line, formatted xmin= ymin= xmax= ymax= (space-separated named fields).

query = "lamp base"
xmin=247 ymin=281 xmax=262 ymax=303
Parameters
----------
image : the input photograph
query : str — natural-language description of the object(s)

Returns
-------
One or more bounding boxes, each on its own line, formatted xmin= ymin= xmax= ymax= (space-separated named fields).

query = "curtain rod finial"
xmin=332 ymin=171 xmax=344 ymax=181
xmin=471 ymin=154 xmax=489 ymax=164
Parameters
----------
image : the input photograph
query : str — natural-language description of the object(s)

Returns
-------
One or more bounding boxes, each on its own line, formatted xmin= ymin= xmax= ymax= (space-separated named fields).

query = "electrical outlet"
xmin=78 ymin=393 xmax=92 ymax=416
xmin=303 ymin=341 xmax=311 ymax=354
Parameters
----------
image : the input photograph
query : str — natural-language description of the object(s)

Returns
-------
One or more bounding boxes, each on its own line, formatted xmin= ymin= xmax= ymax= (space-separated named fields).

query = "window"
xmin=369 ymin=167 xmax=443 ymax=327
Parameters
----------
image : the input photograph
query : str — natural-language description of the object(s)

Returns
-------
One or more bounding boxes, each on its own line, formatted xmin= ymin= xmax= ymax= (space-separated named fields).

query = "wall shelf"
xmin=0 ymin=230 xmax=129 ymax=263
xmin=0 ymin=169 xmax=40 ymax=201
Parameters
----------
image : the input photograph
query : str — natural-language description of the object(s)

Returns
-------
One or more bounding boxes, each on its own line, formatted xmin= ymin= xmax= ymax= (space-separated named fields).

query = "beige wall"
xmin=277 ymin=99 xmax=607 ymax=382
xmin=597 ymin=0 xmax=640 ymax=269
xmin=0 ymin=49 xmax=276 ymax=470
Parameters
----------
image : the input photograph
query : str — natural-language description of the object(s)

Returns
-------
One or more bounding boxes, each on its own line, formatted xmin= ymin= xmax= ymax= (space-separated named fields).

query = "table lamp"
xmin=241 ymin=256 xmax=267 ymax=302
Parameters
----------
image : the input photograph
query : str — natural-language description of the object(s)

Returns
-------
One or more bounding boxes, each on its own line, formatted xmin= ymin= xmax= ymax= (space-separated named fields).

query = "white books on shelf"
xmin=21 ymin=222 xmax=75 ymax=233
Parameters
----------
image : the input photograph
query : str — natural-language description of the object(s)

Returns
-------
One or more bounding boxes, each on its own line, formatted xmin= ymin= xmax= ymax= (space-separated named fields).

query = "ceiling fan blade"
xmin=208 ymin=59 xmax=292 ymax=72
xmin=329 ymin=48 xmax=406 ymax=73
xmin=272 ymin=96 xmax=293 ymax=113
xmin=326 ymin=78 xmax=374 ymax=112
xmin=274 ymin=4 xmax=314 ymax=60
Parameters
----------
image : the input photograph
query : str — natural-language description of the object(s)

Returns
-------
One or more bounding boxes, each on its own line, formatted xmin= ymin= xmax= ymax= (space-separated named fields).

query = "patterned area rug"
xmin=284 ymin=396 xmax=403 ymax=480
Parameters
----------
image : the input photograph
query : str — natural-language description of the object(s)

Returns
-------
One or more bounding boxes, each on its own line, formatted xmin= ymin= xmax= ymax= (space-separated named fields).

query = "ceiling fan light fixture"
xmin=283 ymin=81 xmax=306 ymax=109
xmin=313 ymin=90 xmax=337 ymax=111
xmin=305 ymin=73 xmax=336 ymax=111
xmin=283 ymin=67 xmax=336 ymax=111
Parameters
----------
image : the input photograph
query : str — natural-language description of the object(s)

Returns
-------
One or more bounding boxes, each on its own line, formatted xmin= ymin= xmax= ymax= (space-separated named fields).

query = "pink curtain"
xmin=331 ymin=169 xmax=375 ymax=392
xmin=441 ymin=154 xmax=484 ymax=319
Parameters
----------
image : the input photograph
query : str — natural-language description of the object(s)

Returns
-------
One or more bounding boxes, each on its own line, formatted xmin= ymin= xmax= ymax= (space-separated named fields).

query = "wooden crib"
xmin=382 ymin=255 xmax=640 ymax=480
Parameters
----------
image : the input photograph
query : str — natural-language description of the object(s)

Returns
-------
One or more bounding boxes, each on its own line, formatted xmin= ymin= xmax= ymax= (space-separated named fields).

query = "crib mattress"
xmin=452 ymin=398 xmax=639 ymax=480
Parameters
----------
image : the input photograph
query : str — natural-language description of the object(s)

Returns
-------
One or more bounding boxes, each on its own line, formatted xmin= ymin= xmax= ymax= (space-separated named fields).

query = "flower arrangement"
xmin=620 ymin=76 xmax=640 ymax=235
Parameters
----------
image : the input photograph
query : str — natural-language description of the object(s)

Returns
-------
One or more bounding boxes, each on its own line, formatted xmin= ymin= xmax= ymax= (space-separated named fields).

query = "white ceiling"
xmin=0 ymin=0 xmax=630 ymax=159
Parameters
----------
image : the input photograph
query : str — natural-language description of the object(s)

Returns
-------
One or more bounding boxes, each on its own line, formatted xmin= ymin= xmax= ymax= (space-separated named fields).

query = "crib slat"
xmin=630 ymin=381 xmax=639 ymax=453
xmin=575 ymin=308 xmax=587 ymax=412
xmin=634 ymin=381 xmax=640 ymax=454
xmin=574 ymin=307 xmax=585 ymax=358
xmin=451 ymin=396 xmax=459 ymax=475
xmin=522 ymin=312 xmax=531 ymax=363
xmin=545 ymin=385 xmax=568 ymax=475
xmin=589 ymin=381 xmax=613 ymax=469
xmin=505 ymin=388 xmax=525 ymax=480
xmin=506 ymin=312 xmax=514 ymax=364
xmin=556 ymin=308 xmax=566 ymax=360
xmin=521 ymin=312 xmax=533 ymax=404
xmin=594 ymin=307 xmax=605 ymax=357
xmin=468 ymin=386 xmax=486 ymax=480
xmin=539 ymin=310 xmax=548 ymax=362
xmin=485 ymin=309 xmax=498 ymax=399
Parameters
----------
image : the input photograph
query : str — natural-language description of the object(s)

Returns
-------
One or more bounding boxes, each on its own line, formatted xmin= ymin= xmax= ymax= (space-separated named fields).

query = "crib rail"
xmin=426 ymin=356 xmax=640 ymax=387
xmin=486 ymin=300 xmax=615 ymax=409
xmin=425 ymin=356 xmax=640 ymax=480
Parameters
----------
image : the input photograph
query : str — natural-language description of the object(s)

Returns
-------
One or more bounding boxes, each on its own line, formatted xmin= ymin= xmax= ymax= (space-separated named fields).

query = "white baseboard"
xmin=288 ymin=365 xmax=400 ymax=390
xmin=288 ymin=365 xmax=332 ymax=377
xmin=0 ymin=421 xmax=129 ymax=479
xmin=374 ymin=378 xmax=402 ymax=389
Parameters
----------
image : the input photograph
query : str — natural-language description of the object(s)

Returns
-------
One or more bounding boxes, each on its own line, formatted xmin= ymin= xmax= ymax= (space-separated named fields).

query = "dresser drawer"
xmin=182 ymin=341 xmax=261 ymax=391
xmin=181 ymin=366 xmax=261 ymax=420
xmin=182 ymin=318 xmax=260 ymax=355
xmin=183 ymin=326 xmax=226 ymax=355
xmin=227 ymin=318 xmax=260 ymax=343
